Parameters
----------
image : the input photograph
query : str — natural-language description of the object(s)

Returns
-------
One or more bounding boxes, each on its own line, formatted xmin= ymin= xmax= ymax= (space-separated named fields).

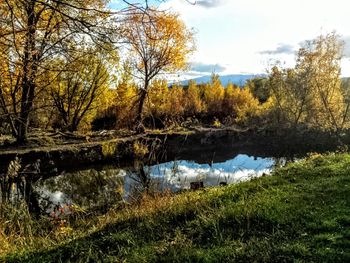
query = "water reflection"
xmin=35 ymin=169 xmax=125 ymax=214
xmin=0 ymin=158 xmax=41 ymax=214
xmin=0 ymin=153 xmax=281 ymax=215
xmin=127 ymin=154 xmax=275 ymax=193
xmin=29 ymin=154 xmax=277 ymax=214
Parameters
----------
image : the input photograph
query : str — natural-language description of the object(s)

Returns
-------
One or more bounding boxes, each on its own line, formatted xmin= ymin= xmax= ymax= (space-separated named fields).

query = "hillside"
xmin=179 ymin=74 xmax=267 ymax=87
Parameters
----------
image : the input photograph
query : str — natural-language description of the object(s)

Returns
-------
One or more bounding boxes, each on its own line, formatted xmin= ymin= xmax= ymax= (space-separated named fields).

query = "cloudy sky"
xmin=111 ymin=0 xmax=350 ymax=77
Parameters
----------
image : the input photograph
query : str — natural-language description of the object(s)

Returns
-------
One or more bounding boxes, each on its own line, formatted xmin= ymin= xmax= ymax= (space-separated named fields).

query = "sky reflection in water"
xmin=35 ymin=154 xmax=275 ymax=212
xmin=126 ymin=154 xmax=275 ymax=193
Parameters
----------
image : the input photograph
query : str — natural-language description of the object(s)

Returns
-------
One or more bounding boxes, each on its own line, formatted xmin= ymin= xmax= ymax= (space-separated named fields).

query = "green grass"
xmin=2 ymin=153 xmax=350 ymax=262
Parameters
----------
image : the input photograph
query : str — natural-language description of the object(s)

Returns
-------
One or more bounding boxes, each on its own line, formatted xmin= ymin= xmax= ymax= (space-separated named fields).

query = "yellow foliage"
xmin=203 ymin=74 xmax=225 ymax=115
xmin=147 ymin=80 xmax=169 ymax=117
xmin=165 ymin=84 xmax=185 ymax=118
xmin=146 ymin=81 xmax=186 ymax=123
xmin=185 ymin=80 xmax=203 ymax=115
xmin=268 ymin=32 xmax=347 ymax=131
xmin=0 ymin=0 xmax=111 ymax=139
xmin=213 ymin=118 xmax=222 ymax=128
xmin=115 ymin=79 xmax=138 ymax=128
xmin=133 ymin=141 xmax=149 ymax=158
xmin=123 ymin=8 xmax=195 ymax=78
xmin=223 ymin=84 xmax=260 ymax=123
xmin=49 ymin=48 xmax=113 ymax=131
xmin=102 ymin=141 xmax=117 ymax=158
xmin=122 ymin=8 xmax=195 ymax=127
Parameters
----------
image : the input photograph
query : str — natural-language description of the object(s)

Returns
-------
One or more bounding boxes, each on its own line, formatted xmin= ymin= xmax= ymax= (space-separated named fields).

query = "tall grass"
xmin=0 ymin=168 xmax=179 ymax=257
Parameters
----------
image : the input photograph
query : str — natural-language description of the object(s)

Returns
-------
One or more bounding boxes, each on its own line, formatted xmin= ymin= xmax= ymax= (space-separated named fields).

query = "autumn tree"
xmin=268 ymin=32 xmax=347 ymax=132
xmin=0 ymin=0 xmax=161 ymax=142
xmin=0 ymin=0 xmax=120 ymax=142
xmin=147 ymin=79 xmax=169 ymax=123
xmin=222 ymin=83 xmax=260 ymax=124
xmin=122 ymin=8 xmax=195 ymax=131
xmin=246 ymin=77 xmax=270 ymax=103
xmin=341 ymin=78 xmax=350 ymax=124
xmin=50 ymin=47 xmax=116 ymax=132
xmin=203 ymin=74 xmax=225 ymax=117
xmin=297 ymin=33 xmax=346 ymax=132
xmin=165 ymin=84 xmax=185 ymax=122
xmin=184 ymin=80 xmax=202 ymax=116
xmin=268 ymin=66 xmax=310 ymax=127
xmin=92 ymin=62 xmax=138 ymax=131
xmin=114 ymin=63 xmax=138 ymax=129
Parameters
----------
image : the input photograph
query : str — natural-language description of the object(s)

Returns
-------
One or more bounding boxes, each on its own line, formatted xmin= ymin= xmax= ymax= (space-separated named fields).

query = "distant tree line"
xmin=92 ymin=74 xmax=263 ymax=130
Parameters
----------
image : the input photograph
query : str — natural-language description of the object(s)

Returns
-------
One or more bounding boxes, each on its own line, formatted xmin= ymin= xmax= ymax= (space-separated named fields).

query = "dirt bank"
xmin=0 ymin=127 xmax=342 ymax=173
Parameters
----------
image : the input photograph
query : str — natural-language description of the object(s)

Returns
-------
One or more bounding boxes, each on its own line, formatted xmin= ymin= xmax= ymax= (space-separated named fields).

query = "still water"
xmin=33 ymin=154 xmax=278 ymax=213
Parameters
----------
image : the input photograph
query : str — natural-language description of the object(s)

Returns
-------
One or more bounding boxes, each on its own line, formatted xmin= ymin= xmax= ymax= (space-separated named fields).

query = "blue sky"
xmin=110 ymin=0 xmax=350 ymax=77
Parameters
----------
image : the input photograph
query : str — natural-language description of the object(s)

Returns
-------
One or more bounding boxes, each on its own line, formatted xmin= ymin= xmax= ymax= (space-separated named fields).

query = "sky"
xmin=110 ymin=0 xmax=350 ymax=78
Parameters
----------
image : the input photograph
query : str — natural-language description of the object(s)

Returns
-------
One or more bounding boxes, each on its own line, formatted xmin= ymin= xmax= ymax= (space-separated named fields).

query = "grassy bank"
xmin=2 ymin=153 xmax=350 ymax=262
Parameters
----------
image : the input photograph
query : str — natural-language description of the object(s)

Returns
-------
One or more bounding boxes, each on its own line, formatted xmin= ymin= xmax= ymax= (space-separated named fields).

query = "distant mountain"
xmin=179 ymin=74 xmax=267 ymax=87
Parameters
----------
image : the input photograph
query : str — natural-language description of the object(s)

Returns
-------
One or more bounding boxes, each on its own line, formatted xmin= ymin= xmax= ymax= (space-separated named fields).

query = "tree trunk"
xmin=16 ymin=78 xmax=36 ymax=144
xmin=135 ymin=81 xmax=149 ymax=132
xmin=15 ymin=1 xmax=37 ymax=144
xmin=67 ymin=122 xmax=78 ymax=132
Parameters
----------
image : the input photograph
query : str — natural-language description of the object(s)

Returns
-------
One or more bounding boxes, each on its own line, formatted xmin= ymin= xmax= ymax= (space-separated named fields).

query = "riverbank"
xmin=0 ymin=126 xmax=343 ymax=173
xmin=2 ymin=153 xmax=350 ymax=262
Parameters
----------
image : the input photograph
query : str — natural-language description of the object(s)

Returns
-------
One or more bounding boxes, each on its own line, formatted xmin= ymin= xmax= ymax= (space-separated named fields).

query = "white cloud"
xmin=259 ymin=44 xmax=296 ymax=55
xmin=145 ymin=154 xmax=274 ymax=190
xmin=191 ymin=62 xmax=226 ymax=73
xmin=195 ymin=0 xmax=227 ymax=8
xmin=159 ymin=0 xmax=350 ymax=76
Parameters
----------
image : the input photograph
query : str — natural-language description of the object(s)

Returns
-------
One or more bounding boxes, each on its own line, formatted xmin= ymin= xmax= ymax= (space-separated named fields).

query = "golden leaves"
xmin=123 ymin=8 xmax=195 ymax=79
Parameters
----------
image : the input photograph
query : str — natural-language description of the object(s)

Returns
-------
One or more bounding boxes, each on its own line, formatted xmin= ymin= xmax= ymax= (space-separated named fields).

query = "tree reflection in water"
xmin=1 ymin=154 xmax=284 ymax=216
xmin=0 ymin=158 xmax=41 ymax=215
xmin=35 ymin=168 xmax=125 ymax=214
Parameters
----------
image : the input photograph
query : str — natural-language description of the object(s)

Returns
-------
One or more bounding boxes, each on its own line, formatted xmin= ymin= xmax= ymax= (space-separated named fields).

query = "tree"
xmin=184 ymin=80 xmax=202 ymax=116
xmin=203 ymin=74 xmax=224 ymax=117
xmin=165 ymin=84 xmax=185 ymax=122
xmin=268 ymin=66 xmax=310 ymax=127
xmin=0 ymin=0 xmax=114 ymax=142
xmin=50 ymin=47 xmax=115 ymax=132
xmin=147 ymin=79 xmax=169 ymax=122
xmin=268 ymin=32 xmax=347 ymax=132
xmin=223 ymin=83 xmax=260 ymax=124
xmin=297 ymin=33 xmax=345 ymax=132
xmin=246 ymin=77 xmax=270 ymax=103
xmin=114 ymin=63 xmax=138 ymax=129
xmin=122 ymin=8 xmax=195 ymax=131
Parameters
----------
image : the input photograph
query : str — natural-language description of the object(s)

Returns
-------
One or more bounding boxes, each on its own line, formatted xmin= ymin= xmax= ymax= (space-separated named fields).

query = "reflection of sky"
xmin=125 ymin=154 xmax=275 ymax=193
xmin=36 ymin=187 xmax=71 ymax=213
xmin=35 ymin=154 xmax=275 ymax=211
